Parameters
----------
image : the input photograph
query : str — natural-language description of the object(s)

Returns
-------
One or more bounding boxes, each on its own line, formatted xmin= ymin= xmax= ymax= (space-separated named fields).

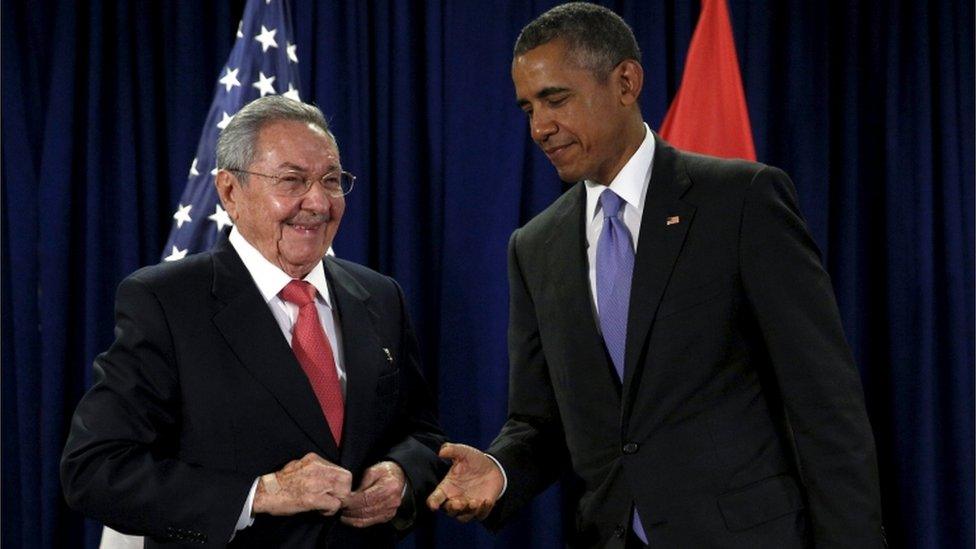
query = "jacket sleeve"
xmin=738 ymin=166 xmax=884 ymax=547
xmin=381 ymin=277 xmax=447 ymax=530
xmin=484 ymin=228 xmax=571 ymax=528
xmin=60 ymin=274 xmax=254 ymax=547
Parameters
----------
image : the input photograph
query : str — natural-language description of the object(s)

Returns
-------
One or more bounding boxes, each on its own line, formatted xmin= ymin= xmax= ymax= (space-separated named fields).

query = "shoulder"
xmin=512 ymin=182 xmax=584 ymax=248
xmin=671 ymin=148 xmax=795 ymax=206
xmin=679 ymin=149 xmax=771 ymax=189
xmin=118 ymin=251 xmax=214 ymax=303
xmin=326 ymin=256 xmax=401 ymax=296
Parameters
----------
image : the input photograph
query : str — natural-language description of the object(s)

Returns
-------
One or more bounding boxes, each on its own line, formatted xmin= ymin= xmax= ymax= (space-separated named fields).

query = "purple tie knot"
xmin=599 ymin=189 xmax=626 ymax=218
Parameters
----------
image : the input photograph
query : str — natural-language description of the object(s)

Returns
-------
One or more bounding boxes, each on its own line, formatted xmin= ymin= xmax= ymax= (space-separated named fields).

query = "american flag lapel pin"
xmin=666 ymin=215 xmax=681 ymax=226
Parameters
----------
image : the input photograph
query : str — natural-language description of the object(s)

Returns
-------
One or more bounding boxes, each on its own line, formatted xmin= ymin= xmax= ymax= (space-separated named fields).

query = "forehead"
xmin=512 ymin=39 xmax=597 ymax=99
xmin=253 ymin=120 xmax=339 ymax=167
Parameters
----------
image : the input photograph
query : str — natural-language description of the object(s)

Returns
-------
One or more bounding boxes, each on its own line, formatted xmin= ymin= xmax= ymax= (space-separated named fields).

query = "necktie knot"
xmin=281 ymin=280 xmax=316 ymax=307
xmin=599 ymin=189 xmax=625 ymax=218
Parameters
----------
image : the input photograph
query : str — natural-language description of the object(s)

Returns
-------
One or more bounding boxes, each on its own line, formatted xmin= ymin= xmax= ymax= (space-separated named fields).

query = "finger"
xmin=475 ymin=501 xmax=494 ymax=521
xmin=317 ymin=494 xmax=343 ymax=516
xmin=426 ymin=486 xmax=448 ymax=510
xmin=444 ymin=496 xmax=476 ymax=517
xmin=340 ymin=513 xmax=392 ymax=528
xmin=357 ymin=465 xmax=384 ymax=491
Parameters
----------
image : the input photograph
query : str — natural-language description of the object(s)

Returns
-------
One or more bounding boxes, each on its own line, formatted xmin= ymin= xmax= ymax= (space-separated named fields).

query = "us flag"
xmin=161 ymin=0 xmax=302 ymax=262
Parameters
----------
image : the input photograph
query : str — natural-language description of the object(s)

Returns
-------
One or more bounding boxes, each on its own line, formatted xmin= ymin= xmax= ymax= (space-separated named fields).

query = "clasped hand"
xmin=253 ymin=453 xmax=406 ymax=528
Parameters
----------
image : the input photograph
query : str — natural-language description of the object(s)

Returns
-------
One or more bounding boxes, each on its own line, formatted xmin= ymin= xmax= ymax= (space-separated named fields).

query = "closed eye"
xmin=547 ymin=94 xmax=569 ymax=107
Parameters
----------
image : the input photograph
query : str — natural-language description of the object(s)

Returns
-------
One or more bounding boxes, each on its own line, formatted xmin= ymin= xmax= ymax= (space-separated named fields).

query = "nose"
xmin=299 ymin=178 xmax=335 ymax=213
xmin=530 ymin=112 xmax=557 ymax=144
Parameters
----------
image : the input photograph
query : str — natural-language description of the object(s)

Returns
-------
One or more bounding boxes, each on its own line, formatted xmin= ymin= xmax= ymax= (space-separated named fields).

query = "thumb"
xmin=358 ymin=464 xmax=384 ymax=490
xmin=438 ymin=442 xmax=475 ymax=462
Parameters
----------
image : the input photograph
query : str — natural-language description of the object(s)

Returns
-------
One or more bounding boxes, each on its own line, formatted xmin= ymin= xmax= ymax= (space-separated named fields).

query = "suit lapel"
xmin=622 ymin=137 xmax=696 ymax=424
xmin=209 ymin=239 xmax=339 ymax=459
xmin=324 ymin=258 xmax=388 ymax=471
xmin=545 ymin=185 xmax=623 ymax=398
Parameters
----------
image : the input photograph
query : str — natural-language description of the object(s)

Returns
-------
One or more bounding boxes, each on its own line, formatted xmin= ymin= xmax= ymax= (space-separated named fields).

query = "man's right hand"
xmin=425 ymin=443 xmax=504 ymax=523
xmin=252 ymin=452 xmax=352 ymax=516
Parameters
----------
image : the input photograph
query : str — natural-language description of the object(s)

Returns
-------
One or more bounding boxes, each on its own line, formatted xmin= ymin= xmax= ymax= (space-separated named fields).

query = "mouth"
xmin=543 ymin=142 xmax=574 ymax=163
xmin=286 ymin=220 xmax=326 ymax=235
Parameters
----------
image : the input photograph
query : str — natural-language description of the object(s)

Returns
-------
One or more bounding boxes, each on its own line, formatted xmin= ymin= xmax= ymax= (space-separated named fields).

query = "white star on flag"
xmin=219 ymin=67 xmax=241 ymax=92
xmin=283 ymin=83 xmax=301 ymax=102
xmin=254 ymin=25 xmax=278 ymax=52
xmin=172 ymin=204 xmax=193 ymax=228
xmin=252 ymin=72 xmax=277 ymax=97
xmin=164 ymin=246 xmax=188 ymax=262
xmin=217 ymin=111 xmax=234 ymax=130
xmin=163 ymin=0 xmax=303 ymax=262
xmin=208 ymin=204 xmax=234 ymax=232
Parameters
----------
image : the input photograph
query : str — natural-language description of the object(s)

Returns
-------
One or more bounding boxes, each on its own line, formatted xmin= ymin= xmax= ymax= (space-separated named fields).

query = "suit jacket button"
xmin=622 ymin=442 xmax=639 ymax=454
xmin=614 ymin=524 xmax=626 ymax=539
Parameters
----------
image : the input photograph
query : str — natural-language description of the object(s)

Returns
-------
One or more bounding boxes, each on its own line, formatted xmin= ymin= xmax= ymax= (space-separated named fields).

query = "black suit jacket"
xmin=486 ymin=136 xmax=883 ymax=547
xmin=61 ymin=238 xmax=445 ymax=548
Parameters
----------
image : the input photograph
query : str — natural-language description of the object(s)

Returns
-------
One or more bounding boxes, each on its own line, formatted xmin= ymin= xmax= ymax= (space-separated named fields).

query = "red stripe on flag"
xmin=659 ymin=0 xmax=756 ymax=161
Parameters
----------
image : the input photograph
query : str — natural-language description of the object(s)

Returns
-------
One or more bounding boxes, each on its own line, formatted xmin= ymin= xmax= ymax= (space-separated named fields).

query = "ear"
xmin=615 ymin=59 xmax=644 ymax=106
xmin=214 ymin=170 xmax=242 ymax=221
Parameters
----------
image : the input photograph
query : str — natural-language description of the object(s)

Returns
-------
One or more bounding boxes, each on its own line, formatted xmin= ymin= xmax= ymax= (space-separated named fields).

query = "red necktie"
xmin=280 ymin=280 xmax=345 ymax=445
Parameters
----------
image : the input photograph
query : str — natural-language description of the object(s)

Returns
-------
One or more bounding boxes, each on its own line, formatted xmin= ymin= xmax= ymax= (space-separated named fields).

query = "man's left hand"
xmin=340 ymin=461 xmax=406 ymax=528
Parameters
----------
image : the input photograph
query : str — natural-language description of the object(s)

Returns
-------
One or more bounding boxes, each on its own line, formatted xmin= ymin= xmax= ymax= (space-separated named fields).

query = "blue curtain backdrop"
xmin=2 ymin=1 xmax=972 ymax=548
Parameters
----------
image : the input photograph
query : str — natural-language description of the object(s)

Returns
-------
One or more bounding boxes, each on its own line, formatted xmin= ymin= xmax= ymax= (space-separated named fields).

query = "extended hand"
xmin=252 ymin=453 xmax=353 ymax=516
xmin=340 ymin=461 xmax=406 ymax=528
xmin=426 ymin=443 xmax=504 ymax=522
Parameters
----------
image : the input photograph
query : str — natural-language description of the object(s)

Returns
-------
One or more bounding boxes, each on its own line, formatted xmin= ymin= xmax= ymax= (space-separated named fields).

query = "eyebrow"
xmin=276 ymin=161 xmax=341 ymax=173
xmin=517 ymin=86 xmax=571 ymax=108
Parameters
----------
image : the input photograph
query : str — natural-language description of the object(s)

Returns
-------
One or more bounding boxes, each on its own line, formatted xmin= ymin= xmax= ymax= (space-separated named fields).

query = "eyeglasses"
xmin=228 ymin=168 xmax=356 ymax=198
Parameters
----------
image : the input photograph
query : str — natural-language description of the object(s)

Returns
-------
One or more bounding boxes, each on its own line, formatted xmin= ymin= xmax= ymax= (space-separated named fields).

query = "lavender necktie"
xmin=596 ymin=189 xmax=634 ymax=381
xmin=595 ymin=189 xmax=648 ymax=544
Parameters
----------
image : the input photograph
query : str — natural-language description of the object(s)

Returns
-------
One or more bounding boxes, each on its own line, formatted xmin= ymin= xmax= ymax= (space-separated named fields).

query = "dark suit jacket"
xmin=486 ymin=136 xmax=883 ymax=548
xmin=61 ymin=238 xmax=445 ymax=548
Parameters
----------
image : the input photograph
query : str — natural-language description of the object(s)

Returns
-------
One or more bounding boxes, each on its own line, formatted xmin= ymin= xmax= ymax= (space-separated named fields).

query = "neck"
xmin=597 ymin=117 xmax=646 ymax=185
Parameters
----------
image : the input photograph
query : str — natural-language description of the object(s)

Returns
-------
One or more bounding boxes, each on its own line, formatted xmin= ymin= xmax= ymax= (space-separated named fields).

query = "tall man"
xmin=62 ymin=96 xmax=445 ymax=547
xmin=428 ymin=3 xmax=883 ymax=547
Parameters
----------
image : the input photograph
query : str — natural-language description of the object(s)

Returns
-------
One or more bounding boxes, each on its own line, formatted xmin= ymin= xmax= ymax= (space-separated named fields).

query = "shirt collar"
xmin=585 ymin=122 xmax=656 ymax=222
xmin=228 ymin=227 xmax=332 ymax=309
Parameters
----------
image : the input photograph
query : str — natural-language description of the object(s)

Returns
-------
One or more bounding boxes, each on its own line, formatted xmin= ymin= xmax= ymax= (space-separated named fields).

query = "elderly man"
xmin=428 ymin=3 xmax=883 ymax=548
xmin=62 ymin=96 xmax=445 ymax=547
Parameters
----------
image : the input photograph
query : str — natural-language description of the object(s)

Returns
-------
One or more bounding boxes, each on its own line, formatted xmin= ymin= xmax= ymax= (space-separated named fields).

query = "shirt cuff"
xmin=230 ymin=478 xmax=259 ymax=540
xmin=483 ymin=453 xmax=508 ymax=498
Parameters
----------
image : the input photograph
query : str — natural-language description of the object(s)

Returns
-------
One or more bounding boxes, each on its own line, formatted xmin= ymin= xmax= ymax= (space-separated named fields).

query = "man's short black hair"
xmin=514 ymin=2 xmax=641 ymax=80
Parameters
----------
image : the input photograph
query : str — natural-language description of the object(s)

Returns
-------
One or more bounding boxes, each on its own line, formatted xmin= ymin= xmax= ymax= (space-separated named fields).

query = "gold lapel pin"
xmin=666 ymin=216 xmax=681 ymax=226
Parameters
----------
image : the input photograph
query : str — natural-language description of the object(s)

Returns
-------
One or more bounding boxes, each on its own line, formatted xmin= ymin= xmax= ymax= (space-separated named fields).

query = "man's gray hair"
xmin=216 ymin=96 xmax=333 ymax=179
xmin=514 ymin=2 xmax=641 ymax=81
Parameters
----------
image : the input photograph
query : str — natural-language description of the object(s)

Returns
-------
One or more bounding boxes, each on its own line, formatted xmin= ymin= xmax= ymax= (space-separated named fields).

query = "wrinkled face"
xmin=513 ymin=39 xmax=630 ymax=184
xmin=221 ymin=120 xmax=344 ymax=278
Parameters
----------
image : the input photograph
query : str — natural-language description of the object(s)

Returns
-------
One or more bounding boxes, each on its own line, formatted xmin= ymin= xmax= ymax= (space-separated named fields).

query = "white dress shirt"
xmin=228 ymin=227 xmax=346 ymax=534
xmin=584 ymin=123 xmax=655 ymax=315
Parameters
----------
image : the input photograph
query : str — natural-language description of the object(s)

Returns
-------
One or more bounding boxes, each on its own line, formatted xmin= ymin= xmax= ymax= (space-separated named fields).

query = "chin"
xmin=555 ymin=169 xmax=582 ymax=183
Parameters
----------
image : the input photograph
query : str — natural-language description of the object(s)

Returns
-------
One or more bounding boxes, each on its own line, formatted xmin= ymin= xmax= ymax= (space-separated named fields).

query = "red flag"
xmin=659 ymin=0 xmax=756 ymax=161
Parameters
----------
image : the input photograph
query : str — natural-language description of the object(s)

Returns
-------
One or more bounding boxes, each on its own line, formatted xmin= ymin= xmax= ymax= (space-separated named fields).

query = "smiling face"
xmin=217 ymin=119 xmax=344 ymax=279
xmin=513 ymin=39 xmax=643 ymax=185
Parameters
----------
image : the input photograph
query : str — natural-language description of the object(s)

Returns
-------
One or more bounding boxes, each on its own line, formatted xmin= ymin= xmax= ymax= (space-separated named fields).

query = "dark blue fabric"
xmin=2 ymin=1 xmax=972 ymax=548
